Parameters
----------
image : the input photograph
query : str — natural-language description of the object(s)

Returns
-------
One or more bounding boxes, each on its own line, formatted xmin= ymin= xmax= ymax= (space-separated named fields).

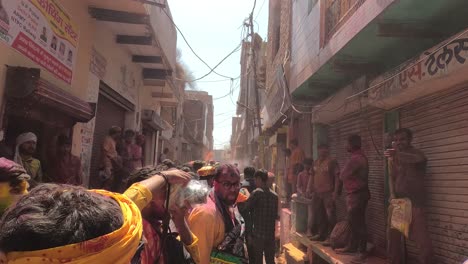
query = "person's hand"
xmin=388 ymin=194 xmax=396 ymax=204
xmin=170 ymin=201 xmax=191 ymax=225
xmin=384 ymin=149 xmax=396 ymax=159
xmin=239 ymin=187 xmax=250 ymax=197
xmin=161 ymin=169 xmax=191 ymax=186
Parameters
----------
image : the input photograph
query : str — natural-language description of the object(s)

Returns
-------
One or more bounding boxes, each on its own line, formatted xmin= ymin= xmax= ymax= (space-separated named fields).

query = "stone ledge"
xmin=290 ymin=232 xmax=387 ymax=264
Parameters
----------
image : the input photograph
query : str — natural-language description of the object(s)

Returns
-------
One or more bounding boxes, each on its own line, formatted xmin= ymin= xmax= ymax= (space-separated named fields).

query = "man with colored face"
xmin=188 ymin=164 xmax=246 ymax=264
xmin=385 ymin=128 xmax=434 ymax=264
xmin=336 ymin=135 xmax=369 ymax=264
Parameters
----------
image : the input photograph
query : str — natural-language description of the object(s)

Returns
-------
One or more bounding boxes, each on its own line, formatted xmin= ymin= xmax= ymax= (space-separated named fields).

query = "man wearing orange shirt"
xmin=287 ymin=139 xmax=305 ymax=197
xmin=188 ymin=164 xmax=246 ymax=264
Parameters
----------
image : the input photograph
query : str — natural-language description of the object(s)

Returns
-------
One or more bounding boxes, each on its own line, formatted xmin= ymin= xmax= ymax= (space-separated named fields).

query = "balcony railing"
xmin=324 ymin=0 xmax=366 ymax=41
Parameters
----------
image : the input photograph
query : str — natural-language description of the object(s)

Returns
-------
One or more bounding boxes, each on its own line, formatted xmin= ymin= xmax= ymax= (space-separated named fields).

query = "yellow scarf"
xmin=5 ymin=189 xmax=143 ymax=264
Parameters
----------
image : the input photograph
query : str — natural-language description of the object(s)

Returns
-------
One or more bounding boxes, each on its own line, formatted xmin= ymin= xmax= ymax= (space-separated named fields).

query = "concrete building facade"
xmin=0 ymin=0 xmax=180 ymax=187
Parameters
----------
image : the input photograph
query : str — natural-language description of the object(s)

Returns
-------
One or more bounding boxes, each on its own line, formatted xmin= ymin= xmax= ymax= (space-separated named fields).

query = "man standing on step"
xmin=385 ymin=128 xmax=434 ymax=264
xmin=336 ymin=135 xmax=369 ymax=264
xmin=308 ymin=144 xmax=341 ymax=245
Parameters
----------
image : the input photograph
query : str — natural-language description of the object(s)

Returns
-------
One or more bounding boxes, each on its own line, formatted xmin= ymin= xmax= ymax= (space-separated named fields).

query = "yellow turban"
xmin=5 ymin=189 xmax=143 ymax=264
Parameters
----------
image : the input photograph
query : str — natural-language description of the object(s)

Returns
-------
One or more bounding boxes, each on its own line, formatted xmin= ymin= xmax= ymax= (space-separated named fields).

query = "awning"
xmin=5 ymin=67 xmax=95 ymax=123
xmin=142 ymin=109 xmax=167 ymax=131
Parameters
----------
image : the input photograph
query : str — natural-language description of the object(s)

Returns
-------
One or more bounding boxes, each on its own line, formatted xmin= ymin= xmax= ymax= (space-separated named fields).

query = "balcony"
xmin=88 ymin=0 xmax=176 ymax=92
xmin=290 ymin=0 xmax=468 ymax=102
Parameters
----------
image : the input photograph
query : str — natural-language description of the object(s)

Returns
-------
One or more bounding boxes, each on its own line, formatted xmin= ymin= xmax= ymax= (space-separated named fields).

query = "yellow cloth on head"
xmin=198 ymin=166 xmax=216 ymax=177
xmin=6 ymin=189 xmax=143 ymax=264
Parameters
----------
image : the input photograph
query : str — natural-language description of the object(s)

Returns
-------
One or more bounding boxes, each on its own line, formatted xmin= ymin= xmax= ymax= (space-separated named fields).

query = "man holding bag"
xmin=385 ymin=128 xmax=434 ymax=264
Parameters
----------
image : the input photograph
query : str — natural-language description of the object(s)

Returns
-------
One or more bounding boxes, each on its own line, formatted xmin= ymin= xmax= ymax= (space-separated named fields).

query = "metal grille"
xmin=400 ymin=86 xmax=468 ymax=264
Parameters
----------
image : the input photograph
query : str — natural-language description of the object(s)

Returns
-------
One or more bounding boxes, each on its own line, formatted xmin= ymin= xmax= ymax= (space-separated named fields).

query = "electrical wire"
xmin=160 ymin=7 xmax=239 ymax=80
xmin=358 ymin=97 xmax=383 ymax=157
xmin=254 ymin=0 xmax=267 ymax=21
xmin=197 ymin=78 xmax=239 ymax=83
xmin=216 ymin=115 xmax=236 ymax=124
xmin=213 ymin=78 xmax=240 ymax=100
xmin=188 ymin=43 xmax=243 ymax=82
xmin=215 ymin=111 xmax=237 ymax=117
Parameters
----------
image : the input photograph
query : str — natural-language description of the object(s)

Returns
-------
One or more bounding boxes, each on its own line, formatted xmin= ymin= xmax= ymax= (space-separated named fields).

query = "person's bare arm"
xmin=137 ymin=169 xmax=191 ymax=198
xmin=397 ymin=150 xmax=426 ymax=164
xmin=305 ymin=170 xmax=314 ymax=198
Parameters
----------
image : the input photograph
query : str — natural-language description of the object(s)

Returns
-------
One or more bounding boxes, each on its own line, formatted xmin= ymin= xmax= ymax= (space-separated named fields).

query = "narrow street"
xmin=0 ymin=0 xmax=467 ymax=264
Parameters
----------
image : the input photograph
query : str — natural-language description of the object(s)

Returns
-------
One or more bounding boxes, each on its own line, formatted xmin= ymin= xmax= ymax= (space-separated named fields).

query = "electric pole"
xmin=249 ymin=13 xmax=264 ymax=168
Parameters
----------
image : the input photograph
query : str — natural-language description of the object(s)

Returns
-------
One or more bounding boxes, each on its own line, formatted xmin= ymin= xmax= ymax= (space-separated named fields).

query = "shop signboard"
xmin=0 ymin=0 xmax=79 ymax=84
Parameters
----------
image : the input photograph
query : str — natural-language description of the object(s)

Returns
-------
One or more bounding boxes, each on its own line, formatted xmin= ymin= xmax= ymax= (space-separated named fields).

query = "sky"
xmin=167 ymin=0 xmax=269 ymax=150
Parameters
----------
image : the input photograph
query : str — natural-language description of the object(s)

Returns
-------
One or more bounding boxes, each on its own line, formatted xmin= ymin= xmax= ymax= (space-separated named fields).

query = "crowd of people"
xmin=0 ymin=126 xmax=434 ymax=264
xmin=0 ymin=126 xmax=282 ymax=264
xmin=286 ymin=129 xmax=433 ymax=264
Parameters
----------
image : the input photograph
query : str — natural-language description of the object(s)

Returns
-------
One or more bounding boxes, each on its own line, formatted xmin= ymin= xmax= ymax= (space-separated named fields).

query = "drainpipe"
xmin=154 ymin=130 xmax=160 ymax=165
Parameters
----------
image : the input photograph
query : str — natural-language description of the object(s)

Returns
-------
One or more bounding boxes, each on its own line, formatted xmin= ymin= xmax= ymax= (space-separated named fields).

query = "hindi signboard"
xmin=369 ymin=31 xmax=468 ymax=104
xmin=0 ymin=0 xmax=79 ymax=84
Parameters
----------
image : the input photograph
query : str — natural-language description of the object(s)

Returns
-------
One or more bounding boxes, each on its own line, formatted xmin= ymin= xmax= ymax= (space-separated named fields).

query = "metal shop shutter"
xmin=89 ymin=94 xmax=126 ymax=188
xmin=328 ymin=107 xmax=386 ymax=253
xmin=400 ymin=86 xmax=468 ymax=264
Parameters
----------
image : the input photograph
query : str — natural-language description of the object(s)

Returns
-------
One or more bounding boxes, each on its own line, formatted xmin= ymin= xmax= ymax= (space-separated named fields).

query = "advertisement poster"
xmin=0 ymin=0 xmax=79 ymax=84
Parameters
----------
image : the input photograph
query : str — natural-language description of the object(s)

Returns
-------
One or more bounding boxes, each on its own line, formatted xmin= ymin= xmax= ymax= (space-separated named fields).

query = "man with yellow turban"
xmin=0 ymin=169 xmax=192 ymax=264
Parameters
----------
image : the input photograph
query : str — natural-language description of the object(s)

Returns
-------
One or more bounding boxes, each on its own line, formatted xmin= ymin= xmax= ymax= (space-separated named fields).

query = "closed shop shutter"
xmin=400 ymin=86 xmax=468 ymax=264
xmin=328 ymin=107 xmax=386 ymax=252
xmin=296 ymin=114 xmax=313 ymax=157
xmin=89 ymin=94 xmax=126 ymax=188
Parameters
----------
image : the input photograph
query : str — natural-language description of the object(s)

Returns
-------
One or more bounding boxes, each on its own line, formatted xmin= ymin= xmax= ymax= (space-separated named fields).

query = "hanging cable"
xmin=160 ymin=7 xmax=239 ymax=80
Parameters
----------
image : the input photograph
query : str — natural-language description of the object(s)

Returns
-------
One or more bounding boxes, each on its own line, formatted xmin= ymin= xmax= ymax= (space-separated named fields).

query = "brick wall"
xmin=265 ymin=0 xmax=292 ymax=93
